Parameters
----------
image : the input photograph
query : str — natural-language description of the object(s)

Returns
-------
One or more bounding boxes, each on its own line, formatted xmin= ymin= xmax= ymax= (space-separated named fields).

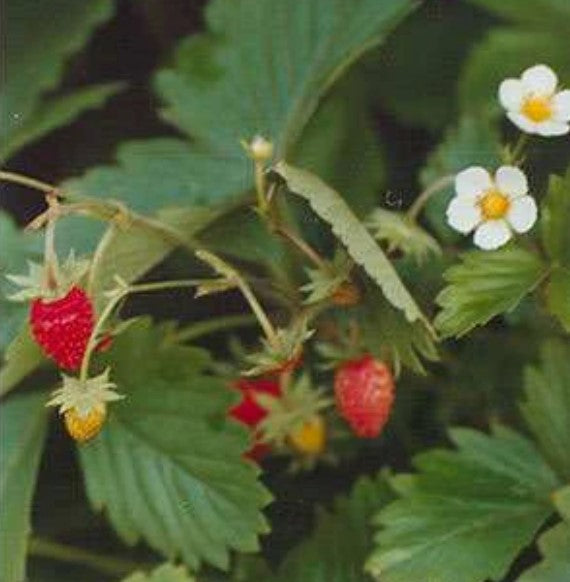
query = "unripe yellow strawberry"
xmin=288 ymin=415 xmax=326 ymax=456
xmin=64 ymin=405 xmax=106 ymax=443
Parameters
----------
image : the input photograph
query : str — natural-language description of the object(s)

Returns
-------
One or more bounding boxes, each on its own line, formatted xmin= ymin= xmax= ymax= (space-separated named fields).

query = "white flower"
xmin=446 ymin=166 xmax=537 ymax=250
xmin=499 ymin=64 xmax=570 ymax=136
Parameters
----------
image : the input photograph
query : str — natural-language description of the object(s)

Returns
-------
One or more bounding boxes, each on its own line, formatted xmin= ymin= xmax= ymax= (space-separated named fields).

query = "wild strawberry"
xmin=30 ymin=286 xmax=94 ymax=371
xmin=334 ymin=354 xmax=395 ymax=438
xmin=48 ymin=369 xmax=123 ymax=443
xmin=229 ymin=377 xmax=281 ymax=460
xmin=64 ymin=406 xmax=107 ymax=443
xmin=287 ymin=415 xmax=326 ymax=456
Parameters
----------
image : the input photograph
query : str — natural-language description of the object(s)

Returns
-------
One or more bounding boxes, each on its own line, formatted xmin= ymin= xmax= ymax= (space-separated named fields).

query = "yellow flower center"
xmin=479 ymin=189 xmax=510 ymax=220
xmin=521 ymin=95 xmax=553 ymax=122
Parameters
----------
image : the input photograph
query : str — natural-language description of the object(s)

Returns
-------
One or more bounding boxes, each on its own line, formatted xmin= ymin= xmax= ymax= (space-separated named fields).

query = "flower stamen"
xmin=521 ymin=95 xmax=553 ymax=123
xmin=479 ymin=189 xmax=510 ymax=220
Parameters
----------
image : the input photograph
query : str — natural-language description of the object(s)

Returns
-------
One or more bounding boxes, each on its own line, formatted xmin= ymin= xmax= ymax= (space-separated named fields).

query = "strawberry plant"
xmin=1 ymin=1 xmax=569 ymax=581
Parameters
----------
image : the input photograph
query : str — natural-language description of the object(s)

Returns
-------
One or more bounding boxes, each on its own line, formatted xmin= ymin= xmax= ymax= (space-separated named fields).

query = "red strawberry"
xmin=30 ymin=286 xmax=94 ymax=371
xmin=334 ymin=354 xmax=394 ymax=438
xmin=229 ymin=377 xmax=281 ymax=459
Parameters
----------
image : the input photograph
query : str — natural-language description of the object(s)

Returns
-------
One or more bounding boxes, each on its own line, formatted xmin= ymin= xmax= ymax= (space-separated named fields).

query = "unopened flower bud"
xmin=249 ymin=135 xmax=274 ymax=162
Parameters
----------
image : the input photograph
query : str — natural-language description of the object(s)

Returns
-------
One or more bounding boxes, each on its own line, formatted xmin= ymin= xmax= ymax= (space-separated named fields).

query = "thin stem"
xmin=508 ymin=133 xmax=529 ymax=164
xmin=43 ymin=196 xmax=61 ymax=291
xmin=172 ymin=313 xmax=257 ymax=343
xmin=274 ymin=224 xmax=329 ymax=271
xmin=0 ymin=171 xmax=58 ymax=195
xmin=79 ymin=279 xmax=202 ymax=381
xmin=87 ymin=225 xmax=117 ymax=296
xmin=407 ymin=175 xmax=455 ymax=222
xmin=237 ymin=279 xmax=280 ymax=348
xmin=254 ymin=161 xmax=268 ymax=213
xmin=28 ymin=537 xmax=149 ymax=577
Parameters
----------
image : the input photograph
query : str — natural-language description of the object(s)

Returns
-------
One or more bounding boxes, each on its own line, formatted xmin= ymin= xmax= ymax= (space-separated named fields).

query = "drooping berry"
xmin=64 ymin=405 xmax=107 ymax=443
xmin=229 ymin=377 xmax=281 ymax=459
xmin=287 ymin=415 xmax=326 ymax=456
xmin=30 ymin=285 xmax=94 ymax=371
xmin=334 ymin=354 xmax=395 ymax=438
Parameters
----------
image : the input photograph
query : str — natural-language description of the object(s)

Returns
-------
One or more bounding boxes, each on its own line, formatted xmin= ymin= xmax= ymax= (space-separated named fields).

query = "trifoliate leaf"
xmin=434 ymin=246 xmax=547 ymax=338
xmin=367 ymin=425 xmax=560 ymax=582
xmin=0 ymin=212 xmax=42 ymax=349
xmin=1 ymin=0 xmax=115 ymax=144
xmin=275 ymin=162 xmax=429 ymax=327
xmin=122 ymin=563 xmax=195 ymax=582
xmin=541 ymin=170 xmax=570 ymax=268
xmin=420 ymin=116 xmax=500 ymax=242
xmin=0 ymin=83 xmax=124 ymax=162
xmin=0 ymin=391 xmax=50 ymax=582
xmin=366 ymin=208 xmax=440 ymax=264
xmin=276 ymin=474 xmax=394 ymax=582
xmin=63 ymin=0 xmax=415 ymax=219
xmin=79 ymin=318 xmax=271 ymax=571
xmin=521 ymin=340 xmax=570 ymax=482
xmin=517 ymin=522 xmax=570 ymax=582
xmin=358 ymin=284 xmax=438 ymax=375
xmin=156 ymin=0 xmax=416 ymax=157
xmin=459 ymin=29 xmax=570 ymax=115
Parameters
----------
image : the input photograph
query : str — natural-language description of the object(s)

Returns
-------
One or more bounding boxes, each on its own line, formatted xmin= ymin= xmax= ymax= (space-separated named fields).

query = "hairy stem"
xmin=407 ymin=175 xmax=455 ymax=222
xmin=28 ymin=537 xmax=150 ymax=577
xmin=172 ymin=313 xmax=257 ymax=343
xmin=0 ymin=171 xmax=58 ymax=195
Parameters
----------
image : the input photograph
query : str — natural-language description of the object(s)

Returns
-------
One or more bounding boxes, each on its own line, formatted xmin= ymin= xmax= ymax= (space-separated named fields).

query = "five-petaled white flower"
xmin=499 ymin=64 xmax=570 ymax=136
xmin=446 ymin=166 xmax=537 ymax=250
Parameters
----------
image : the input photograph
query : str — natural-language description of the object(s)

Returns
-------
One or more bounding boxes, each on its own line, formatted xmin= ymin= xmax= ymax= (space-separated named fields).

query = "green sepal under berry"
xmin=7 ymin=252 xmax=90 ymax=301
xmin=47 ymin=368 xmax=124 ymax=416
xmin=256 ymin=374 xmax=331 ymax=448
xmin=366 ymin=208 xmax=441 ymax=264
xmin=243 ymin=323 xmax=314 ymax=376
xmin=301 ymin=251 xmax=354 ymax=305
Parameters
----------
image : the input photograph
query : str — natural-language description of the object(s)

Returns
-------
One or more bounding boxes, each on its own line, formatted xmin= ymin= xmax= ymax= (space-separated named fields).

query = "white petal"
xmin=521 ymin=64 xmax=558 ymax=96
xmin=455 ymin=167 xmax=492 ymax=199
xmin=446 ymin=197 xmax=481 ymax=234
xmin=552 ymin=90 xmax=570 ymax=121
xmin=495 ymin=166 xmax=528 ymax=198
xmin=507 ymin=111 xmax=540 ymax=134
xmin=498 ymin=79 xmax=524 ymax=110
xmin=507 ymin=196 xmax=537 ymax=233
xmin=535 ymin=120 xmax=570 ymax=136
xmin=473 ymin=220 xmax=512 ymax=250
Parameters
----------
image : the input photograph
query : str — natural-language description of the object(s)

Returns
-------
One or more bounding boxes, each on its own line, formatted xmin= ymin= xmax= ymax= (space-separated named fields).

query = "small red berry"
xmin=30 ymin=286 xmax=94 ymax=371
xmin=334 ymin=354 xmax=395 ymax=438
xmin=229 ymin=377 xmax=281 ymax=459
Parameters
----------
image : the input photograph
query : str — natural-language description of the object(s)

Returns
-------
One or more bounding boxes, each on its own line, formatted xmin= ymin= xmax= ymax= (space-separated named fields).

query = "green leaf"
xmin=464 ymin=0 xmax=570 ymax=28
xmin=554 ymin=485 xmax=570 ymax=520
xmin=363 ymin=1 xmax=493 ymax=130
xmin=420 ymin=115 xmax=501 ymax=242
xmin=541 ymin=171 xmax=570 ymax=268
xmin=0 ymin=83 xmax=124 ymax=162
xmin=517 ymin=522 xmax=570 ymax=582
xmin=1 ymin=0 xmax=115 ymax=141
xmin=357 ymin=284 xmax=438 ymax=375
xmin=434 ymin=246 xmax=547 ymax=338
xmin=276 ymin=474 xmax=393 ymax=582
xmin=122 ymin=563 xmax=195 ymax=582
xmin=79 ymin=319 xmax=271 ymax=571
xmin=521 ymin=340 xmax=570 ymax=482
xmin=459 ymin=29 xmax=570 ymax=115
xmin=367 ymin=425 xmax=560 ymax=582
xmin=546 ymin=268 xmax=570 ymax=333
xmin=0 ymin=391 xmax=50 ymax=582
xmin=366 ymin=209 xmax=441 ymax=264
xmin=0 ymin=212 xmax=42 ymax=350
xmin=62 ymin=0 xmax=415 ymax=218
xmin=275 ymin=162 xmax=428 ymax=326
xmin=0 ymin=326 xmax=44 ymax=397
xmin=156 ymin=0 xmax=417 ymax=157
